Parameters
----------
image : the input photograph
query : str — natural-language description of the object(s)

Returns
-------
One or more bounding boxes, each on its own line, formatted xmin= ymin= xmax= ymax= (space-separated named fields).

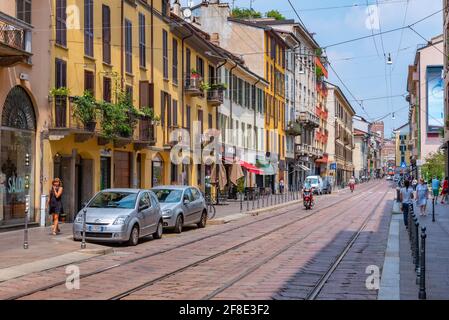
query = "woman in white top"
xmin=416 ymin=178 xmax=429 ymax=216
xmin=400 ymin=180 xmax=414 ymax=228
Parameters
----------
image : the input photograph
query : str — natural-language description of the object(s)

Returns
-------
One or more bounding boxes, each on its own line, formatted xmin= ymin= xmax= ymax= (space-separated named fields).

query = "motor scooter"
xmin=303 ymin=188 xmax=315 ymax=210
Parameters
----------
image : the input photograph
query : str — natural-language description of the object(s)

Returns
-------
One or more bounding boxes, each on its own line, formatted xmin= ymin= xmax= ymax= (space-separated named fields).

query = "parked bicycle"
xmin=204 ymin=193 xmax=216 ymax=220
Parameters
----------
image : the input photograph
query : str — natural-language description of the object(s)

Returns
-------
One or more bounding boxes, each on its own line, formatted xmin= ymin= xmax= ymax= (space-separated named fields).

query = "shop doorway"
xmin=54 ymin=154 xmax=93 ymax=222
xmin=0 ymin=86 xmax=36 ymax=227
xmin=114 ymin=151 xmax=131 ymax=188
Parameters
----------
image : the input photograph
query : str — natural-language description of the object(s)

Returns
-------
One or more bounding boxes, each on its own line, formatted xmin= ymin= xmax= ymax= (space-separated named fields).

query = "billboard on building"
xmin=426 ymin=66 xmax=444 ymax=133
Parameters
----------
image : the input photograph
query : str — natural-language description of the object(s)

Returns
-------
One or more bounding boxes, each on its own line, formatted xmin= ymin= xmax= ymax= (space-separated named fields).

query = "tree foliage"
xmin=266 ymin=10 xmax=285 ymax=20
xmin=421 ymin=151 xmax=446 ymax=181
xmin=231 ymin=8 xmax=262 ymax=19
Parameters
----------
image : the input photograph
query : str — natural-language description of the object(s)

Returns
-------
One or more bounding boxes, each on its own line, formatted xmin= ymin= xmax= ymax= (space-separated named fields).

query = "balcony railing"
xmin=0 ymin=11 xmax=32 ymax=66
xmin=207 ymin=89 xmax=224 ymax=106
xmin=298 ymin=110 xmax=320 ymax=128
xmin=50 ymin=97 xmax=156 ymax=146
xmin=185 ymin=76 xmax=204 ymax=97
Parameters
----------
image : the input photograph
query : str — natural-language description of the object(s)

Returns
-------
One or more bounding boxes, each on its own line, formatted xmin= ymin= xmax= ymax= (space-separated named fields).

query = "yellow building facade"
xmin=43 ymin=0 xmax=224 ymax=221
xmin=264 ymin=30 xmax=286 ymax=184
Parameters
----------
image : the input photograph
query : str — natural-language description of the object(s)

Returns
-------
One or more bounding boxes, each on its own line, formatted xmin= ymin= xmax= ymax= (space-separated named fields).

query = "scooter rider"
xmin=349 ymin=176 xmax=356 ymax=192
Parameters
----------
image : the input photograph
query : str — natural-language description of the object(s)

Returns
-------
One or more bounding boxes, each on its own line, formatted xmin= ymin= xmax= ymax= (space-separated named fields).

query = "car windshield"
xmin=88 ymin=192 xmax=137 ymax=209
xmin=153 ymin=189 xmax=183 ymax=203
xmin=306 ymin=178 xmax=318 ymax=184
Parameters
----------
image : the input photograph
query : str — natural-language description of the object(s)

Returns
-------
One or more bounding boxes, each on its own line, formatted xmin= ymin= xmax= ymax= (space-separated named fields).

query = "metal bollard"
xmin=432 ymin=198 xmax=435 ymax=222
xmin=246 ymin=191 xmax=249 ymax=212
xmin=412 ymin=216 xmax=418 ymax=258
xmin=257 ymin=192 xmax=260 ymax=209
xmin=414 ymin=218 xmax=420 ymax=274
xmin=271 ymin=192 xmax=273 ymax=206
xmin=81 ymin=208 xmax=87 ymax=249
xmin=23 ymin=195 xmax=30 ymax=249
xmin=240 ymin=192 xmax=243 ymax=213
xmin=418 ymin=227 xmax=427 ymax=300
xmin=252 ymin=191 xmax=255 ymax=210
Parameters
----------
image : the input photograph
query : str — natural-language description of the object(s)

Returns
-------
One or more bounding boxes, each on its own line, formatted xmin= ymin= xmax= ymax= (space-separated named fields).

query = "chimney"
xmin=173 ymin=0 xmax=181 ymax=16
xmin=210 ymin=33 xmax=220 ymax=46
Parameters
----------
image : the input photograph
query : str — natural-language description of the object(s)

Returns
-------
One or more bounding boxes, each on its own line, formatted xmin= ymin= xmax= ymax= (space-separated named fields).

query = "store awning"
xmin=241 ymin=161 xmax=263 ymax=175
xmin=256 ymin=158 xmax=276 ymax=176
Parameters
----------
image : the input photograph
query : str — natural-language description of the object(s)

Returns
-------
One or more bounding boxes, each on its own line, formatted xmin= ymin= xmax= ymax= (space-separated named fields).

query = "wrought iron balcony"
xmin=185 ymin=76 xmax=204 ymax=97
xmin=0 ymin=11 xmax=32 ymax=67
xmin=207 ymin=89 xmax=224 ymax=106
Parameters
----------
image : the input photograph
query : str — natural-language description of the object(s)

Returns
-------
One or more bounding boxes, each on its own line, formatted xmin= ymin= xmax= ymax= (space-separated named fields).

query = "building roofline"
xmin=325 ymin=81 xmax=357 ymax=115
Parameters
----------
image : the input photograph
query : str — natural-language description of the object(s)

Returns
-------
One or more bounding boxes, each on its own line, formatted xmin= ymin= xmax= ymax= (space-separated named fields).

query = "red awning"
xmin=241 ymin=161 xmax=263 ymax=174
xmin=223 ymin=157 xmax=262 ymax=174
xmin=315 ymin=153 xmax=329 ymax=164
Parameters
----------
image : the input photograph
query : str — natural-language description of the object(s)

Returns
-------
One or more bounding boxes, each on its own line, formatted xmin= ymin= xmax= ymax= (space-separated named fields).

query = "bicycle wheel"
xmin=207 ymin=204 xmax=216 ymax=220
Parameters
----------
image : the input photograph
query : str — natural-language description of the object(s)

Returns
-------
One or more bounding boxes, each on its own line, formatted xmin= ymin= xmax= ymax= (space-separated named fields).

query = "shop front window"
xmin=0 ymin=86 xmax=36 ymax=226
xmin=152 ymin=156 xmax=163 ymax=187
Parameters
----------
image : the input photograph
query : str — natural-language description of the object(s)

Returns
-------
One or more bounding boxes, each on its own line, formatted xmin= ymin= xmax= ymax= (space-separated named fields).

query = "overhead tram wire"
xmin=327 ymin=62 xmax=373 ymax=120
xmin=322 ymin=8 xmax=443 ymax=49
xmin=366 ymin=0 xmax=381 ymax=58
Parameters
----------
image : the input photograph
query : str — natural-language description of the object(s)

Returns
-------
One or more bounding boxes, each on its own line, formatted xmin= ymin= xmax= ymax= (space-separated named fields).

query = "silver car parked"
xmin=151 ymin=186 xmax=208 ymax=233
xmin=73 ymin=189 xmax=163 ymax=246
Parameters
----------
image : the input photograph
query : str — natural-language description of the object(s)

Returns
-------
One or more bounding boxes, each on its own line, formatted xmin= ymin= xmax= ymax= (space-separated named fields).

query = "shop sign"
xmin=7 ymin=176 xmax=26 ymax=194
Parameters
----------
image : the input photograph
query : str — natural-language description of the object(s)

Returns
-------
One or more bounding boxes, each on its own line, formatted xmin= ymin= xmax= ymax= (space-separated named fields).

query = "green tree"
xmin=266 ymin=10 xmax=285 ymax=20
xmin=231 ymin=7 xmax=262 ymax=19
xmin=421 ymin=151 xmax=445 ymax=181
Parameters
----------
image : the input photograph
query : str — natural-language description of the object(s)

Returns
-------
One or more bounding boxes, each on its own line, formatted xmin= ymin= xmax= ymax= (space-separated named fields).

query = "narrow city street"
xmin=0 ymin=181 xmax=394 ymax=300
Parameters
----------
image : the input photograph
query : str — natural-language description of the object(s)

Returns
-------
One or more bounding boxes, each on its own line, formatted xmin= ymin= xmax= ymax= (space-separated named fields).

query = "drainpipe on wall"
xmin=151 ymin=0 xmax=154 ymax=83
xmin=120 ymin=0 xmax=124 ymax=89
xmin=181 ymin=31 xmax=194 ymax=129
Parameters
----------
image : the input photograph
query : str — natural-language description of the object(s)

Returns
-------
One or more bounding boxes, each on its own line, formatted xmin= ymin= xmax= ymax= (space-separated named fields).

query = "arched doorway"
xmin=0 ymin=86 xmax=36 ymax=226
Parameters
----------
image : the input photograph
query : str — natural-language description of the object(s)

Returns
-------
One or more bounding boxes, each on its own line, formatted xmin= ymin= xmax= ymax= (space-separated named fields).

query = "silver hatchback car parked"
xmin=151 ymin=186 xmax=208 ymax=233
xmin=73 ymin=189 xmax=163 ymax=246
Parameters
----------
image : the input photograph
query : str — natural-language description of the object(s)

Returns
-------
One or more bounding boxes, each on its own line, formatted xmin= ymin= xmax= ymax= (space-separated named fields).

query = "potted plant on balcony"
xmin=191 ymin=69 xmax=201 ymax=80
xmin=49 ymin=87 xmax=70 ymax=98
xmin=210 ymin=83 xmax=227 ymax=91
xmin=200 ymin=81 xmax=211 ymax=91
xmin=71 ymin=91 xmax=98 ymax=132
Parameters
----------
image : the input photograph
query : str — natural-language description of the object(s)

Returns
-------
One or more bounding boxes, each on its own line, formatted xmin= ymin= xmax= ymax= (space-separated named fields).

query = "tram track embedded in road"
xmin=110 ymin=184 xmax=386 ymax=300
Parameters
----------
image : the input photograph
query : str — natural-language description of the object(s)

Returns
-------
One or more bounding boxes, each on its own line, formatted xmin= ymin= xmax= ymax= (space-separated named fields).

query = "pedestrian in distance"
xmin=279 ymin=179 xmax=284 ymax=194
xmin=441 ymin=177 xmax=449 ymax=204
xmin=47 ymin=178 xmax=64 ymax=235
xmin=431 ymin=176 xmax=441 ymax=203
xmin=400 ymin=180 xmax=414 ymax=228
xmin=416 ymin=178 xmax=428 ymax=216
xmin=412 ymin=177 xmax=418 ymax=191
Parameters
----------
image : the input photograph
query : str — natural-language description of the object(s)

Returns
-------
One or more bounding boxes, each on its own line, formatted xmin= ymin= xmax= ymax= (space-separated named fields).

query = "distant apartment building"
xmin=407 ymin=34 xmax=444 ymax=178
xmin=326 ymin=83 xmax=355 ymax=186
xmin=394 ymin=123 xmax=412 ymax=170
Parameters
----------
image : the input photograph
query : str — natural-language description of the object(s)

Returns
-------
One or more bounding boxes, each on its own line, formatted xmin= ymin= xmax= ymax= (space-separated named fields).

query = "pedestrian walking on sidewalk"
xmin=416 ymin=178 xmax=429 ymax=216
xmin=400 ymin=180 xmax=414 ymax=228
xmin=441 ymin=177 xmax=449 ymax=204
xmin=432 ymin=176 xmax=441 ymax=203
xmin=412 ymin=177 xmax=418 ymax=191
xmin=279 ymin=179 xmax=284 ymax=194
xmin=47 ymin=178 xmax=64 ymax=235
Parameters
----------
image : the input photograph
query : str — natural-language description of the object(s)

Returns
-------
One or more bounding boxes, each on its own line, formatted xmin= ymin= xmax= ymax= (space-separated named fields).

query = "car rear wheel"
xmin=197 ymin=210 xmax=207 ymax=228
xmin=128 ymin=225 xmax=139 ymax=246
xmin=174 ymin=215 xmax=183 ymax=234
xmin=153 ymin=220 xmax=163 ymax=239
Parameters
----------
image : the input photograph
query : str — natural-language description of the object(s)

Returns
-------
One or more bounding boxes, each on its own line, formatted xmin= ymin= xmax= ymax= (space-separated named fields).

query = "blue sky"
xmin=184 ymin=0 xmax=443 ymax=136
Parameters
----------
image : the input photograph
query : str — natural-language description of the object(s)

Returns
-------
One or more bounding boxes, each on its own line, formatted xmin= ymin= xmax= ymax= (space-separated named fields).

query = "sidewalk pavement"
xmin=380 ymin=198 xmax=449 ymax=300
xmin=0 ymin=223 xmax=112 ymax=282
